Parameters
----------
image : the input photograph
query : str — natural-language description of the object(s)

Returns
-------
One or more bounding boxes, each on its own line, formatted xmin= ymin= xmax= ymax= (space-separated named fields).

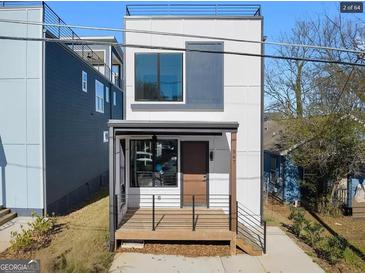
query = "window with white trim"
xmin=113 ymin=91 xmax=117 ymax=106
xmin=82 ymin=71 xmax=87 ymax=92
xmin=95 ymin=80 xmax=104 ymax=113
xmin=105 ymin=86 xmax=110 ymax=103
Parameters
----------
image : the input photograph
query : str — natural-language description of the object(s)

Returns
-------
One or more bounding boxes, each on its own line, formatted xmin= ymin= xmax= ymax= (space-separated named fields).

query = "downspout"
xmin=109 ymin=46 xmax=112 ymax=119
xmin=260 ymin=15 xmax=265 ymax=220
xmin=41 ymin=3 xmax=47 ymax=216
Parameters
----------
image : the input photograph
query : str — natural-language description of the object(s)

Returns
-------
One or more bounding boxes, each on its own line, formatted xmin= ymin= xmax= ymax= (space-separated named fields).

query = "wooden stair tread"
xmin=0 ymin=208 xmax=10 ymax=218
xmin=0 ymin=212 xmax=17 ymax=226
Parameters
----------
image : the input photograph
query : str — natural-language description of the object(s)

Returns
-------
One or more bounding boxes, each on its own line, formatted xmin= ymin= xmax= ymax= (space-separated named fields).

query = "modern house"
xmin=108 ymin=4 xmax=265 ymax=255
xmin=263 ymin=116 xmax=302 ymax=203
xmin=0 ymin=2 xmax=123 ymax=220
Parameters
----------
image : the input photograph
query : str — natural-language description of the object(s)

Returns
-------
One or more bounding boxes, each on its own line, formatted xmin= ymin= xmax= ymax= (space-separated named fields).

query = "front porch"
xmin=108 ymin=120 xmax=265 ymax=255
xmin=116 ymin=207 xmax=235 ymax=252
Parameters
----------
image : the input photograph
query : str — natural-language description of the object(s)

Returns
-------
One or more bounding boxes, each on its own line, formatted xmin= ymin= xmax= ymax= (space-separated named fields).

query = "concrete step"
xmin=0 ymin=208 xmax=10 ymax=218
xmin=0 ymin=212 xmax=17 ymax=226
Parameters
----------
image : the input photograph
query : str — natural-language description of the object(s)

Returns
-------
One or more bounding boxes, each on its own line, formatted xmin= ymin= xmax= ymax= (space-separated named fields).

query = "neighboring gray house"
xmin=0 ymin=2 xmax=123 ymax=220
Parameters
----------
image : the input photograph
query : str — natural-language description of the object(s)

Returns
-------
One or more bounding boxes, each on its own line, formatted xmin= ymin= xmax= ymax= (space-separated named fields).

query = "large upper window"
xmin=135 ymin=53 xmax=183 ymax=102
xmin=95 ymin=80 xmax=104 ymax=113
xmin=130 ymin=139 xmax=178 ymax=187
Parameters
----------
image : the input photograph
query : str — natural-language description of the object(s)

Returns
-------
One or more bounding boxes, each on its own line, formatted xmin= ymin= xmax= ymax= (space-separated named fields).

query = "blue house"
xmin=0 ymin=2 xmax=123 ymax=221
xmin=263 ymin=115 xmax=302 ymax=203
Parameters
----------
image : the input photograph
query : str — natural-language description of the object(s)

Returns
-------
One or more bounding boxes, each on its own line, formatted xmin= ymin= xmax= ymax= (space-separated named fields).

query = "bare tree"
xmin=265 ymin=15 xmax=365 ymax=213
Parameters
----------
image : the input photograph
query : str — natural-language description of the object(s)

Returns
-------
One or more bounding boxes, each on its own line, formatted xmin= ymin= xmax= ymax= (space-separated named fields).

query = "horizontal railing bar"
xmin=237 ymin=220 xmax=263 ymax=233
xmin=237 ymin=227 xmax=264 ymax=239
xmin=237 ymin=224 xmax=264 ymax=236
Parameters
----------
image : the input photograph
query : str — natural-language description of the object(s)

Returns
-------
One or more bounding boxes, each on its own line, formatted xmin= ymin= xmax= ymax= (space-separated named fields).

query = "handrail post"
xmin=236 ymin=201 xmax=238 ymax=234
xmin=192 ymin=195 xmax=195 ymax=231
xmin=229 ymin=195 xmax=232 ymax=231
xmin=263 ymin=221 xmax=267 ymax=254
xmin=152 ymin=194 xmax=155 ymax=231
xmin=114 ymin=194 xmax=118 ymax=230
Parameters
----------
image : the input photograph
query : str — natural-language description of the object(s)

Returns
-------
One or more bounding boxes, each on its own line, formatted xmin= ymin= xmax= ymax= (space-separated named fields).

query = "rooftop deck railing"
xmin=42 ymin=2 xmax=112 ymax=80
xmin=126 ymin=3 xmax=261 ymax=17
xmin=1 ymin=1 xmax=112 ymax=81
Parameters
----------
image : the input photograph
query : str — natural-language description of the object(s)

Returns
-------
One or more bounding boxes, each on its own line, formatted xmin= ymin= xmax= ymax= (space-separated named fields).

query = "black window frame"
xmin=134 ymin=52 xmax=184 ymax=102
xmin=129 ymin=138 xmax=179 ymax=188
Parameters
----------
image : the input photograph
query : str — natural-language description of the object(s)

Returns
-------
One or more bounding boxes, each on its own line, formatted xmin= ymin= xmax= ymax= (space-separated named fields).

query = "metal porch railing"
xmin=237 ymin=201 xmax=267 ymax=253
xmin=114 ymin=193 xmax=267 ymax=253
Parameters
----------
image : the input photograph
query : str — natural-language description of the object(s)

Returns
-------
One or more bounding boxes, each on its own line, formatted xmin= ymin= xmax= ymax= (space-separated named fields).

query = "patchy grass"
xmin=318 ymin=214 xmax=365 ymax=253
xmin=1 ymin=189 xmax=114 ymax=273
xmin=264 ymin=198 xmax=365 ymax=273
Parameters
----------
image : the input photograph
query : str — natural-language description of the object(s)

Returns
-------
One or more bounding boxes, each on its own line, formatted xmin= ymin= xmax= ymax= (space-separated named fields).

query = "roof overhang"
xmin=108 ymin=120 xmax=239 ymax=136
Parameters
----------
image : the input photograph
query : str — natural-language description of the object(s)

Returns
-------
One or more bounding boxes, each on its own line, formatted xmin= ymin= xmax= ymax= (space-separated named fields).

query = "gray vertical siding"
xmin=0 ymin=7 xmax=44 ymax=215
xmin=45 ymin=42 xmax=123 ymax=214
xmin=185 ymin=42 xmax=224 ymax=109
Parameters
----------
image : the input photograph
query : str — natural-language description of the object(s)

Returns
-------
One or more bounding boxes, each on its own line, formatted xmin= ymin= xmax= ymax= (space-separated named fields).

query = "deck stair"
xmin=0 ymin=207 xmax=17 ymax=226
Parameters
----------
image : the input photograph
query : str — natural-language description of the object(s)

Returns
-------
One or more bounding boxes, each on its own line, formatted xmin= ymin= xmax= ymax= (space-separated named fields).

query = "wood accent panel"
xmin=181 ymin=142 xmax=208 ymax=207
xmin=183 ymin=174 xmax=207 ymax=205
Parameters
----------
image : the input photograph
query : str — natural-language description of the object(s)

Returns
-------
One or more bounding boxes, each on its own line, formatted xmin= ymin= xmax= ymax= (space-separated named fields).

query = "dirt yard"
xmin=1 ymin=190 xmax=114 ymax=272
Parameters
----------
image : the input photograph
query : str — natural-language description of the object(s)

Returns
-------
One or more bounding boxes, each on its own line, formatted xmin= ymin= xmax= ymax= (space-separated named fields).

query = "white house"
xmin=108 ymin=4 xmax=264 ymax=255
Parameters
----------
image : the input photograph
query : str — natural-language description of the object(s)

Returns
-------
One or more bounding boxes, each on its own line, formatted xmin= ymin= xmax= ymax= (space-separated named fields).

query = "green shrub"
xmin=303 ymin=221 xmax=324 ymax=248
xmin=318 ymin=236 xmax=347 ymax=264
xmin=288 ymin=206 xmax=306 ymax=238
xmin=9 ymin=212 xmax=56 ymax=253
xmin=10 ymin=228 xmax=33 ymax=251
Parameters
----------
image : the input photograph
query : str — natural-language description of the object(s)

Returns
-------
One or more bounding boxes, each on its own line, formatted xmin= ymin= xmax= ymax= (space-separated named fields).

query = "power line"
xmin=0 ymin=35 xmax=364 ymax=67
xmin=0 ymin=18 xmax=364 ymax=56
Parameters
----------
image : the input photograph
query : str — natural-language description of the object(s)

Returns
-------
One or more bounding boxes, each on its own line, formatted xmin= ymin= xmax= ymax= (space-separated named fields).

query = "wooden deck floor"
xmin=115 ymin=208 xmax=234 ymax=244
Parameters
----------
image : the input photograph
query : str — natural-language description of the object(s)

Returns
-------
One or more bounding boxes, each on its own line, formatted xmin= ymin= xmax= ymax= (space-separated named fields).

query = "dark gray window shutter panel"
xmin=186 ymin=41 xmax=224 ymax=110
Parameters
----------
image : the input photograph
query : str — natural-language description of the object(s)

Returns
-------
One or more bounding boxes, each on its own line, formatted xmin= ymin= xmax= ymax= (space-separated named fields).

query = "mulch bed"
xmin=117 ymin=241 xmax=244 ymax=257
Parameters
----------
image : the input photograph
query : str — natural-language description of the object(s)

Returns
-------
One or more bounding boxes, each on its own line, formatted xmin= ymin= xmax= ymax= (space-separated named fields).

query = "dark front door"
xmin=181 ymin=141 xmax=208 ymax=207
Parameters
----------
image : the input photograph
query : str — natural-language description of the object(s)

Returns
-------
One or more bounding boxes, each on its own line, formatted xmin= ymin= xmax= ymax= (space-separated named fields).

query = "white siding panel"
xmin=3 ymin=145 xmax=27 ymax=208
xmin=26 ymin=79 xmax=42 ymax=144
xmin=26 ymin=144 xmax=43 ymax=208
xmin=125 ymin=17 xmax=262 ymax=216
xmin=0 ymin=79 xmax=27 ymax=144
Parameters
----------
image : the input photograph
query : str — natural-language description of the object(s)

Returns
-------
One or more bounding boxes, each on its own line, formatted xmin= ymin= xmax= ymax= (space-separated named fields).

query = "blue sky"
xmin=47 ymin=1 xmax=353 ymax=45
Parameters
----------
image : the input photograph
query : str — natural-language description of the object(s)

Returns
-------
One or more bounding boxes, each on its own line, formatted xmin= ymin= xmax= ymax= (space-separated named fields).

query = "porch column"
xmin=109 ymin=127 xmax=115 ymax=251
xmin=230 ymin=131 xmax=237 ymax=233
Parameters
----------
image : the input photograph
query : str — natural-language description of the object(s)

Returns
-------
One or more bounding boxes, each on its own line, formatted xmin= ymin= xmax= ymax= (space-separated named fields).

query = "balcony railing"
xmin=42 ymin=2 xmax=112 ymax=80
xmin=126 ymin=3 xmax=261 ymax=17
xmin=0 ymin=1 xmax=112 ymax=81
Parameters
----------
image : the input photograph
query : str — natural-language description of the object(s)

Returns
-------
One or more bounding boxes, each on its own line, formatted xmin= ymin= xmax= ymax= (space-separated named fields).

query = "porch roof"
xmin=108 ymin=120 xmax=239 ymax=135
